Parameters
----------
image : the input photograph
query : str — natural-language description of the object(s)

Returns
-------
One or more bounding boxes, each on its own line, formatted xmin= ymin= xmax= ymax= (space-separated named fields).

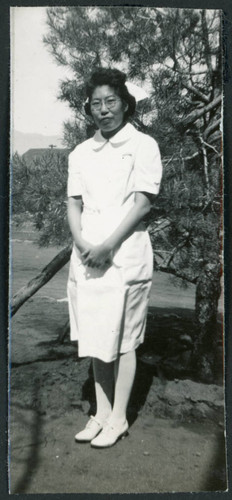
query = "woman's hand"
xmin=81 ymin=243 xmax=112 ymax=268
xmin=74 ymin=238 xmax=94 ymax=255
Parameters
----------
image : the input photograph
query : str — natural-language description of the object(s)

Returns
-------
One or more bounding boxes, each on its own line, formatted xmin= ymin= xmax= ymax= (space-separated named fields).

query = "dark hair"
xmin=84 ymin=68 xmax=136 ymax=121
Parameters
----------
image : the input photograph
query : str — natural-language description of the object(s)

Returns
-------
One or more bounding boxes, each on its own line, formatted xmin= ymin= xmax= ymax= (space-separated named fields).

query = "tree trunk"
xmin=193 ymin=258 xmax=222 ymax=382
xmin=11 ymin=244 xmax=72 ymax=316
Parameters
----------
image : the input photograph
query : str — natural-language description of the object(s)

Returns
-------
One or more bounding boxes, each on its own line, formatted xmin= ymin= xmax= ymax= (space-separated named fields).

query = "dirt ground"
xmin=8 ymin=235 xmax=227 ymax=494
xmin=9 ymin=404 xmax=226 ymax=494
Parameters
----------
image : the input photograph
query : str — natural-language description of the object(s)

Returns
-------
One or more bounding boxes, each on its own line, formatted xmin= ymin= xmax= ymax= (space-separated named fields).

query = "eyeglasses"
xmin=90 ymin=97 xmax=120 ymax=111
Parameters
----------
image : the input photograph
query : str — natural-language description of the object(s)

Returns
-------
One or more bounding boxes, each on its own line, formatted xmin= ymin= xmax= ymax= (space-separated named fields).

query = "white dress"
xmin=67 ymin=123 xmax=162 ymax=362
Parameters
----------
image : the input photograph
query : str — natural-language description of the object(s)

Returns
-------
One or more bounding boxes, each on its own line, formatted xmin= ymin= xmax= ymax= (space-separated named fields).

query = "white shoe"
xmin=91 ymin=420 xmax=129 ymax=448
xmin=75 ymin=416 xmax=103 ymax=443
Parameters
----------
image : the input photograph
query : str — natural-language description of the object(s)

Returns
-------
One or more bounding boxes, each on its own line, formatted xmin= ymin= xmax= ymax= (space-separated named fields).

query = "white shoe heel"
xmin=121 ymin=430 xmax=129 ymax=439
xmin=91 ymin=420 xmax=129 ymax=448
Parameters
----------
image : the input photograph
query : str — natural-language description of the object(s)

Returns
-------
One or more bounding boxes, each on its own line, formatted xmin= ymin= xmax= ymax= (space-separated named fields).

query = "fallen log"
xmin=11 ymin=244 xmax=72 ymax=316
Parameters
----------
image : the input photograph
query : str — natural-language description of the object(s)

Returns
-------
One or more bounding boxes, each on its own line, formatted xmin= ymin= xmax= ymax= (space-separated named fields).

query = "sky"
xmin=11 ymin=7 xmax=73 ymax=137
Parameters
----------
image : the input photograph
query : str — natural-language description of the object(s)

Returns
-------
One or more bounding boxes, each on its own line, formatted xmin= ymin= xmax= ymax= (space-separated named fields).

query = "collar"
xmin=91 ymin=123 xmax=136 ymax=151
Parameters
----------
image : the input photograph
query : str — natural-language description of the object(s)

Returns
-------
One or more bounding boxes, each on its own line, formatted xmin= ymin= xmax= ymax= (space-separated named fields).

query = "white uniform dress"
xmin=67 ymin=123 xmax=162 ymax=362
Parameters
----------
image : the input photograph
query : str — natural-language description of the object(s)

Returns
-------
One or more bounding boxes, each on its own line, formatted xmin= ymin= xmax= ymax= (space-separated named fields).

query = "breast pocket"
xmin=114 ymin=153 xmax=134 ymax=181
xmin=106 ymin=152 xmax=133 ymax=198
xmin=121 ymin=153 xmax=133 ymax=166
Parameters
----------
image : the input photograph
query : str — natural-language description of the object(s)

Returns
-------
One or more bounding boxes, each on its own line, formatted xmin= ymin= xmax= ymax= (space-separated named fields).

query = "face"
xmin=90 ymin=85 xmax=128 ymax=133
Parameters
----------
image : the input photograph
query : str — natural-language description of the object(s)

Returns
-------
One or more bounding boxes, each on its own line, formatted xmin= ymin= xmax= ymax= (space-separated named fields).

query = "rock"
xmin=164 ymin=379 xmax=223 ymax=407
xmin=163 ymin=383 xmax=186 ymax=405
xmin=192 ymin=402 xmax=213 ymax=420
xmin=145 ymin=377 xmax=224 ymax=422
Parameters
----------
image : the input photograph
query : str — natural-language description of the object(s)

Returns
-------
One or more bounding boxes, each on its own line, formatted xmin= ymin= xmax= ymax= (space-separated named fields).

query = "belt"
xmin=82 ymin=203 xmax=133 ymax=216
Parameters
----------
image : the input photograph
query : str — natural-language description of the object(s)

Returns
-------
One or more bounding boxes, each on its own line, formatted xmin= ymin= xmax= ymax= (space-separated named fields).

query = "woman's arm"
xmin=67 ymin=196 xmax=93 ymax=254
xmin=82 ymin=192 xmax=153 ymax=267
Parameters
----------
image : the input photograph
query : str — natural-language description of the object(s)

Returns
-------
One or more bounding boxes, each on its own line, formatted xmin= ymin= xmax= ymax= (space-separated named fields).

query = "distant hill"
xmin=12 ymin=131 xmax=65 ymax=155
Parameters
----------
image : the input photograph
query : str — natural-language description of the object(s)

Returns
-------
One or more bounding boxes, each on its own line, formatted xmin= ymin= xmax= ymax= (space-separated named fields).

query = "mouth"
xmin=100 ymin=117 xmax=112 ymax=123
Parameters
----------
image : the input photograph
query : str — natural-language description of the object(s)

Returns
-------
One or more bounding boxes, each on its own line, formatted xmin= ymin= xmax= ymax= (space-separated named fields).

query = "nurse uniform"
xmin=67 ymin=123 xmax=162 ymax=363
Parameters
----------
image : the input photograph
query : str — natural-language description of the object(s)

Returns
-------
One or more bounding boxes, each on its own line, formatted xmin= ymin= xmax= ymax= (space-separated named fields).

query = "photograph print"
xmin=9 ymin=6 xmax=227 ymax=494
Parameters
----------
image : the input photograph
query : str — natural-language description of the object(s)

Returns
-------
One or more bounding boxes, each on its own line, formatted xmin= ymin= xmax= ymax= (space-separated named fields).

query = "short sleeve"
xmin=67 ymin=149 xmax=83 ymax=197
xmin=134 ymin=134 xmax=162 ymax=195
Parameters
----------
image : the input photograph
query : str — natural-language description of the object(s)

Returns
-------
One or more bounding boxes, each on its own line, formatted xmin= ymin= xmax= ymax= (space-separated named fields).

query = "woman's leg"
xmin=92 ymin=357 xmax=114 ymax=422
xmin=110 ymin=350 xmax=136 ymax=425
xmin=90 ymin=351 xmax=136 ymax=447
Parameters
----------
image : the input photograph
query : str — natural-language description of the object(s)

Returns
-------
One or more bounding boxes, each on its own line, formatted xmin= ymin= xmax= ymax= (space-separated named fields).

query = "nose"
xmin=100 ymin=101 xmax=109 ymax=114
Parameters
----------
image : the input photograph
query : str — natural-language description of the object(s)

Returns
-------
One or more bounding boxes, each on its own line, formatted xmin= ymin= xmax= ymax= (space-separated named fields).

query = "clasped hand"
xmin=81 ymin=243 xmax=112 ymax=268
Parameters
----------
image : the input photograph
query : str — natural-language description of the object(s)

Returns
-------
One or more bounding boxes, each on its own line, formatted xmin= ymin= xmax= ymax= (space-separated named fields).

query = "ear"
xmin=123 ymin=101 xmax=129 ymax=113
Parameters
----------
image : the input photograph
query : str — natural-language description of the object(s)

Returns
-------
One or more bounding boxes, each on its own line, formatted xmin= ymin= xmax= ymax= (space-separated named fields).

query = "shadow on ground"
xmin=201 ymin=430 xmax=227 ymax=491
xmin=11 ymin=378 xmax=43 ymax=494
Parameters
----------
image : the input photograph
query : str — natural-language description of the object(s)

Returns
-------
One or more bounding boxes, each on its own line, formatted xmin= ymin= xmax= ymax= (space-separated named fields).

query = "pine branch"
xmin=204 ymin=118 xmax=221 ymax=139
xmin=154 ymin=255 xmax=198 ymax=284
xmin=162 ymin=151 xmax=199 ymax=162
xmin=162 ymin=232 xmax=190 ymax=268
xmin=159 ymin=62 xmax=210 ymax=102
xmin=200 ymin=140 xmax=221 ymax=156
xmin=182 ymin=151 xmax=199 ymax=161
xmin=162 ymin=154 xmax=176 ymax=166
xmin=182 ymin=80 xmax=210 ymax=104
xmin=149 ymin=220 xmax=172 ymax=234
xmin=181 ymin=95 xmax=221 ymax=129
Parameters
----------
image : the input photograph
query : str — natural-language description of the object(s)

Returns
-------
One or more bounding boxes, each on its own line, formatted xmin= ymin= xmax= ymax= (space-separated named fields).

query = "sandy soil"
xmin=8 ymin=235 xmax=227 ymax=494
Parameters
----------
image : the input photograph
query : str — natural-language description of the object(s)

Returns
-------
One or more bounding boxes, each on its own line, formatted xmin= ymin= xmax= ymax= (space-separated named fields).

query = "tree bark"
xmin=193 ymin=258 xmax=222 ymax=382
xmin=11 ymin=244 xmax=72 ymax=316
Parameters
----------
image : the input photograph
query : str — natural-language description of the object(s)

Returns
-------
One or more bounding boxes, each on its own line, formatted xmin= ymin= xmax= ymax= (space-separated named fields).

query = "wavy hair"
xmin=84 ymin=68 xmax=136 ymax=121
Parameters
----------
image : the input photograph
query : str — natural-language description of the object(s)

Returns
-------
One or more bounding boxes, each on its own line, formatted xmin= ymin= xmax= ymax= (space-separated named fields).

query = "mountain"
xmin=12 ymin=131 xmax=65 ymax=155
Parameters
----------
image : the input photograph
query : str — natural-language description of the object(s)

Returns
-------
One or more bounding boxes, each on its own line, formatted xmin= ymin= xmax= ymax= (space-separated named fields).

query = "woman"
xmin=67 ymin=68 xmax=162 ymax=448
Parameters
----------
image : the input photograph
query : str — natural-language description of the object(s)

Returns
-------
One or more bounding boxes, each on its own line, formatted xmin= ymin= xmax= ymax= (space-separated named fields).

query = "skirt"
xmin=67 ymin=210 xmax=153 ymax=362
